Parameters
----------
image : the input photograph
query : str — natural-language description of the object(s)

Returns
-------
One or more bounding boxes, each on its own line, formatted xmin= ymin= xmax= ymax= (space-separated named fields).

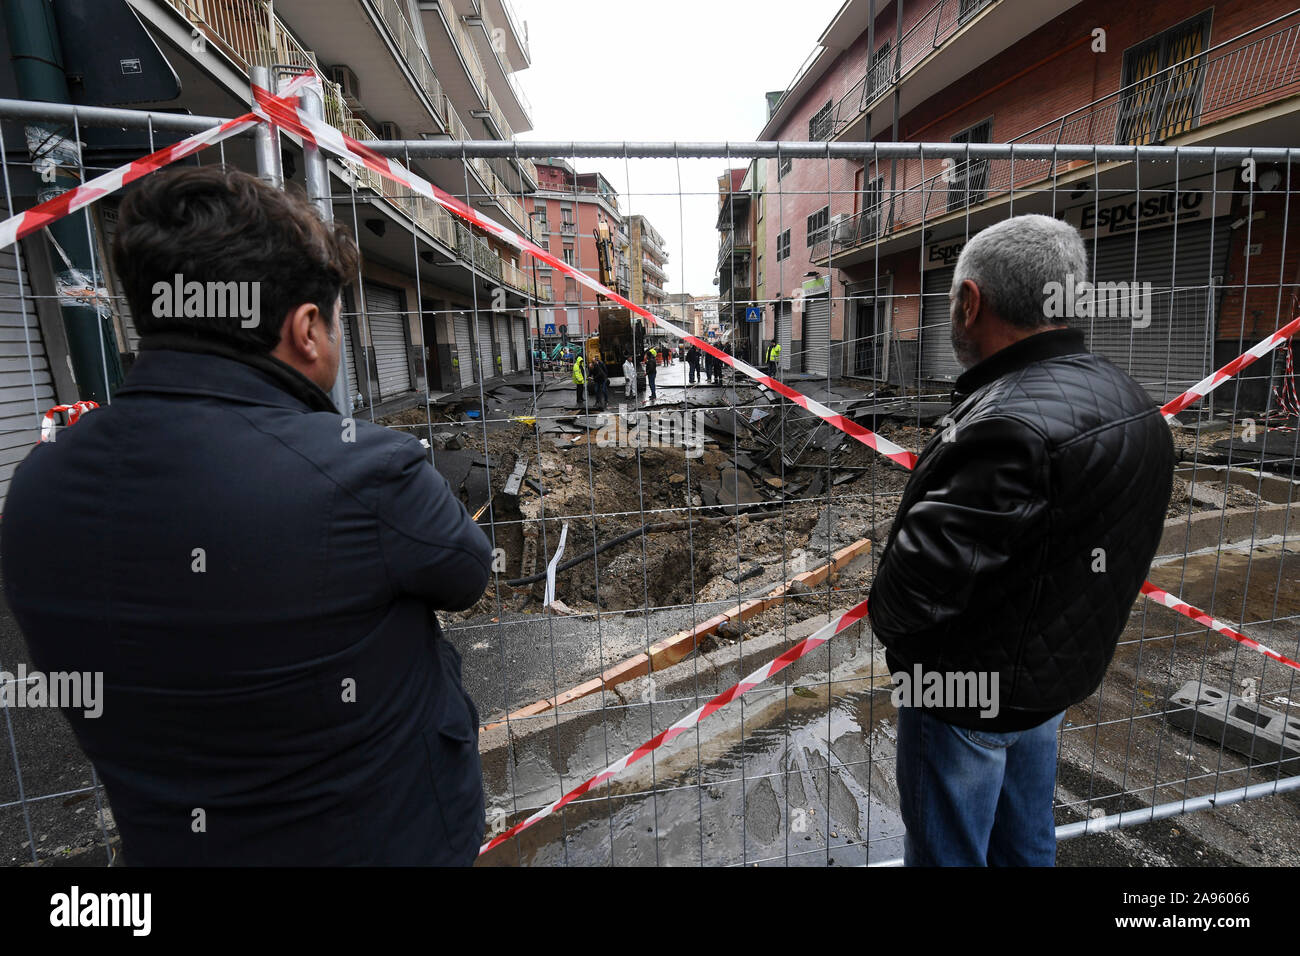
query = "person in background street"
xmin=0 ymin=166 xmax=494 ymax=866
xmin=572 ymin=352 xmax=586 ymax=409
xmin=686 ymin=345 xmax=700 ymax=384
xmin=766 ymin=340 xmax=781 ymax=379
xmin=868 ymin=214 xmax=1174 ymax=867
xmin=591 ymin=355 xmax=609 ymax=410
xmin=623 ymin=353 xmax=636 ymax=400
xmin=644 ymin=347 xmax=658 ymax=402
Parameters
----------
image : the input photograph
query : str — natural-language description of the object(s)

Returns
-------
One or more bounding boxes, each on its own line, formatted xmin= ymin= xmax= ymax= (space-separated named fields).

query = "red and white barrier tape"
xmin=480 ymin=599 xmax=871 ymax=856
xmin=39 ymin=401 xmax=97 ymax=442
xmin=250 ymin=85 xmax=921 ymax=470
xmin=1140 ymin=582 xmax=1300 ymax=672
xmin=1161 ymin=315 xmax=1300 ymax=421
xmin=0 ymin=72 xmax=319 ymax=254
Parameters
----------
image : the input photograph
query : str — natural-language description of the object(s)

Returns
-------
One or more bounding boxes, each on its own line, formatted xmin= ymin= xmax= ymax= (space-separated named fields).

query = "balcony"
xmin=463 ymin=0 xmax=534 ymax=129
xmin=640 ymin=230 xmax=667 ymax=260
xmin=560 ymin=221 xmax=578 ymax=235
xmin=820 ymin=0 xmax=996 ymax=141
xmin=641 ymin=256 xmax=667 ymax=282
xmin=642 ymin=278 xmax=666 ymax=299
xmin=817 ymin=11 xmax=1300 ymax=262
xmin=156 ymin=0 xmax=533 ymax=298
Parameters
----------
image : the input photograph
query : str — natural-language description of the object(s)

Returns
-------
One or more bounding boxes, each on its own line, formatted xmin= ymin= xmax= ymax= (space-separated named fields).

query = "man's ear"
xmin=279 ymin=302 xmax=324 ymax=361
xmin=958 ymin=278 xmax=982 ymax=330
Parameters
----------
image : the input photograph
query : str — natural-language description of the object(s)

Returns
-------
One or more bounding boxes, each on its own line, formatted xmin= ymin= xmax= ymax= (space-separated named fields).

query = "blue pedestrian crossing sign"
xmin=745 ymin=306 xmax=762 ymax=323
xmin=544 ymin=323 xmax=556 ymax=335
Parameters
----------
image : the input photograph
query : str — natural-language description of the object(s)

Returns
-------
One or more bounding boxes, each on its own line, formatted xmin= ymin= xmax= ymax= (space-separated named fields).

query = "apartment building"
xmin=524 ymin=158 xmax=627 ymax=341
xmin=717 ymin=166 xmax=761 ymax=361
xmin=627 ymin=214 xmax=671 ymax=340
xmin=759 ymin=0 xmax=1300 ymax=407
xmin=0 ymin=0 xmax=539 ymax=508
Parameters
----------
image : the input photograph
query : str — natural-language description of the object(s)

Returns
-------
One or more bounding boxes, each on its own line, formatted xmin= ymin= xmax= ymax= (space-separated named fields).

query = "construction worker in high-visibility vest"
xmin=572 ymin=353 xmax=586 ymax=409
xmin=766 ymin=340 xmax=782 ymax=379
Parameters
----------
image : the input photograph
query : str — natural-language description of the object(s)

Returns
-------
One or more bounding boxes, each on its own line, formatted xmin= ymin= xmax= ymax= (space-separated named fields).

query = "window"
xmin=806 ymin=206 xmax=830 ymax=247
xmin=562 ymin=246 xmax=575 ymax=266
xmin=757 ymin=254 xmax=763 ymax=290
xmin=757 ymin=193 xmax=765 ymax=222
xmin=777 ymin=155 xmax=792 ymax=181
xmin=947 ymin=119 xmax=992 ymax=212
xmin=776 ymin=229 xmax=791 ymax=261
xmin=1117 ymin=10 xmax=1212 ymax=145
xmin=808 ymin=99 xmax=834 ymax=141
xmin=564 ymin=278 xmax=577 ymax=302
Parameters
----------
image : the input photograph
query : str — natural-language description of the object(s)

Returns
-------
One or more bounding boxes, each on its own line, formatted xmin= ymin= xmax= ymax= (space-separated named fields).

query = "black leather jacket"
xmin=869 ymin=329 xmax=1174 ymax=731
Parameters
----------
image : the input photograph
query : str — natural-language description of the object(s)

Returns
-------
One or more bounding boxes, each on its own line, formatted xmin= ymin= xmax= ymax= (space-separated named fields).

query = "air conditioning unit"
xmin=831 ymin=213 xmax=853 ymax=243
xmin=328 ymin=65 xmax=362 ymax=109
xmin=376 ymin=121 xmax=403 ymax=142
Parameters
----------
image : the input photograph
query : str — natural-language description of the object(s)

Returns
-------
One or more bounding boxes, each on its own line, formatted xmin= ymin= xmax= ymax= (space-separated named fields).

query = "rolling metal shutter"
xmin=803 ymin=295 xmax=831 ymax=376
xmin=919 ymin=265 xmax=961 ymax=384
xmin=778 ymin=301 xmax=792 ymax=371
xmin=453 ymin=311 xmax=475 ymax=388
xmin=1082 ymin=219 xmax=1227 ymax=404
xmin=495 ymin=315 xmax=513 ymax=372
xmin=364 ymin=283 xmax=410 ymax=398
xmin=0 ymin=244 xmax=52 ymax=510
xmin=476 ymin=314 xmax=494 ymax=379
xmin=342 ymin=289 xmax=362 ymax=408
xmin=513 ymin=317 xmax=528 ymax=370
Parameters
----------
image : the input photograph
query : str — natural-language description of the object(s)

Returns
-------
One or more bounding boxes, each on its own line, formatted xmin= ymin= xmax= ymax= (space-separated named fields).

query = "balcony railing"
xmin=816 ymin=10 xmax=1300 ymax=260
xmin=640 ymin=231 xmax=667 ymax=260
xmin=643 ymin=278 xmax=665 ymax=299
xmin=163 ymin=0 xmax=317 ymax=74
xmin=641 ymin=256 xmax=666 ymax=281
xmin=465 ymin=0 xmax=535 ymax=125
xmin=821 ymin=0 xmax=995 ymax=140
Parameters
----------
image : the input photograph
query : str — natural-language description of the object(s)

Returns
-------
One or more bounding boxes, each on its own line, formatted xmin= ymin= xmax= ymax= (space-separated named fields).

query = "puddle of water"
xmin=481 ymin=688 xmax=905 ymax=867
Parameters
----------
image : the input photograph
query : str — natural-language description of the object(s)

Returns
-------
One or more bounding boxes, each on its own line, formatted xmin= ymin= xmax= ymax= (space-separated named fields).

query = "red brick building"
xmin=525 ymin=159 xmax=628 ymax=340
xmin=756 ymin=0 xmax=1300 ymax=408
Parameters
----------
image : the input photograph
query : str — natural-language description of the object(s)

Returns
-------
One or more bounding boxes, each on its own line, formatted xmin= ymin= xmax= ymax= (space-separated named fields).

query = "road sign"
xmin=544 ymin=323 xmax=556 ymax=335
xmin=745 ymin=306 xmax=762 ymax=323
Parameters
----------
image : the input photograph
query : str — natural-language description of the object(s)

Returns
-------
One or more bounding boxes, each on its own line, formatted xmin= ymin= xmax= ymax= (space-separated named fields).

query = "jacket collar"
xmin=118 ymin=337 xmax=339 ymax=414
xmin=952 ymin=327 xmax=1087 ymax=401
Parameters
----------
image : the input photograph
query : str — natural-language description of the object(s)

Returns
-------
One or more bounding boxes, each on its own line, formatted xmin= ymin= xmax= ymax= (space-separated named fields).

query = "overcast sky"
xmin=509 ymin=0 xmax=845 ymax=298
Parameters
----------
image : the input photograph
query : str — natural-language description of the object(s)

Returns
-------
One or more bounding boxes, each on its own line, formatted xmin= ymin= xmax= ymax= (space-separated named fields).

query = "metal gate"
xmin=496 ymin=315 xmax=513 ymax=373
xmin=0 ymin=243 xmax=52 ymax=506
xmin=513 ymin=317 xmax=528 ymax=370
xmin=476 ymin=314 xmax=495 ymax=380
xmin=1084 ymin=219 xmax=1228 ymax=404
xmin=920 ymin=265 xmax=961 ymax=384
xmin=453 ymin=311 xmax=475 ymax=388
xmin=803 ymin=295 xmax=832 ymax=377
xmin=364 ymin=282 xmax=410 ymax=398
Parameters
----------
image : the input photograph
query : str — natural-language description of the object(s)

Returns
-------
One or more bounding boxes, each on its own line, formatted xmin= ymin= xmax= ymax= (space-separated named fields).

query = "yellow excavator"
xmin=584 ymin=217 xmax=645 ymax=389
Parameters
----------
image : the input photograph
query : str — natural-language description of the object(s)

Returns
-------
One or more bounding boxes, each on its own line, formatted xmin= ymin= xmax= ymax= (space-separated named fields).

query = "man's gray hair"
xmin=952 ymin=214 xmax=1089 ymax=329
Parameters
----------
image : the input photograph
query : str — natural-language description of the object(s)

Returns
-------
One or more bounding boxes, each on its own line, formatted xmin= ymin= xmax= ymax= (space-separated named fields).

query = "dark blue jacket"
xmin=1 ymin=348 xmax=493 ymax=865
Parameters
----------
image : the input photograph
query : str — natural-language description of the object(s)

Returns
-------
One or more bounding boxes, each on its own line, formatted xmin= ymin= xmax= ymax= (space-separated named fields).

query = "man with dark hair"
xmin=869 ymin=214 xmax=1174 ymax=867
xmin=1 ymin=166 xmax=494 ymax=866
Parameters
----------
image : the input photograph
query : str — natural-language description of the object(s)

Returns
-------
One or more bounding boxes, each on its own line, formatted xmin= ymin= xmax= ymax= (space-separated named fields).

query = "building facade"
xmin=755 ymin=0 xmax=1300 ymax=408
xmin=0 ymin=0 xmax=541 ymax=514
xmin=627 ymin=214 xmax=671 ymax=339
xmin=524 ymin=158 xmax=625 ymax=341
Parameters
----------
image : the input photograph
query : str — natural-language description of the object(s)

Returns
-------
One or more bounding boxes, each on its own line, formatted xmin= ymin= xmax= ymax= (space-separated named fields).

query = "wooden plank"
xmin=481 ymin=537 xmax=872 ymax=732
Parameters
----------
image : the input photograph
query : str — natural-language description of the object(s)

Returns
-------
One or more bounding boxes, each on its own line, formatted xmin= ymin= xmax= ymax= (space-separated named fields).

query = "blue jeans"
xmin=896 ymin=706 xmax=1063 ymax=866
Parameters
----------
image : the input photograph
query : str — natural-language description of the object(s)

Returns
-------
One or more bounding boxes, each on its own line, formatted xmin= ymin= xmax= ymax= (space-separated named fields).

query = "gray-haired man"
xmin=869 ymin=214 xmax=1173 ymax=866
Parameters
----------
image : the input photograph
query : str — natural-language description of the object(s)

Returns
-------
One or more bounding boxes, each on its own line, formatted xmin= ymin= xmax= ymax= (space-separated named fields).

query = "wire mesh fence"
xmin=0 ymin=102 xmax=1298 ymax=867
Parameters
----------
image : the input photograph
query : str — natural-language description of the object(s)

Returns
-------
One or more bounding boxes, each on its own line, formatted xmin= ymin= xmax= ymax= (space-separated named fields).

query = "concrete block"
xmin=1166 ymin=680 xmax=1300 ymax=764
